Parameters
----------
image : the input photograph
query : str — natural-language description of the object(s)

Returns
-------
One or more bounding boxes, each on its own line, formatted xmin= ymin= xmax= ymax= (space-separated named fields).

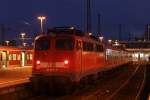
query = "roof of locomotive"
xmin=47 ymin=26 xmax=85 ymax=36
xmin=36 ymin=27 xmax=100 ymax=43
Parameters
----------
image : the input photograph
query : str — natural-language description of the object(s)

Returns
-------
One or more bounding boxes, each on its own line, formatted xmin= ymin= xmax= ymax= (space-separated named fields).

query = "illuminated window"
xmin=9 ymin=54 xmax=12 ymax=60
xmin=17 ymin=55 xmax=21 ymax=60
xmin=12 ymin=54 xmax=17 ymax=60
xmin=2 ymin=52 xmax=7 ymax=61
xmin=27 ymin=54 xmax=29 ymax=60
xmin=30 ymin=54 xmax=33 ymax=60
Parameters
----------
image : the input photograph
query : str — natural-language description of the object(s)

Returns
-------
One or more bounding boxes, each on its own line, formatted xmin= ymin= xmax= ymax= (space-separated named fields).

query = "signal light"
xmin=64 ymin=60 xmax=69 ymax=65
xmin=36 ymin=60 xmax=41 ymax=65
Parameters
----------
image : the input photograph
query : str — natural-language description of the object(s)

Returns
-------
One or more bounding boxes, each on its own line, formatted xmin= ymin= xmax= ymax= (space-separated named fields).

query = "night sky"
xmin=1 ymin=0 xmax=150 ymax=40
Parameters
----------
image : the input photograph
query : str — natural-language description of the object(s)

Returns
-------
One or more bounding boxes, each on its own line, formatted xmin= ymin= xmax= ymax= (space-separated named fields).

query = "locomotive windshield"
xmin=35 ymin=39 xmax=50 ymax=50
xmin=56 ymin=39 xmax=74 ymax=50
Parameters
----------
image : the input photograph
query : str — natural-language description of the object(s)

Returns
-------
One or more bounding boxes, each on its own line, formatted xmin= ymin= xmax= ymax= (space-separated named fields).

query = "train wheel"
xmin=78 ymin=77 xmax=88 ymax=89
xmin=30 ymin=77 xmax=41 ymax=95
xmin=63 ymin=81 xmax=77 ymax=94
xmin=97 ymin=72 xmax=103 ymax=80
xmin=87 ymin=74 xmax=96 ymax=85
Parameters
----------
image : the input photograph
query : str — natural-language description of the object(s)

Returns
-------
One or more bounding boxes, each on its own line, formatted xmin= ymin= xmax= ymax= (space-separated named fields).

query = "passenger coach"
xmin=0 ymin=46 xmax=33 ymax=68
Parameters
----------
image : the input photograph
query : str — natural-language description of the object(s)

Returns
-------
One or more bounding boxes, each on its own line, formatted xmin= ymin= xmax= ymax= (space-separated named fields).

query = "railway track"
xmin=106 ymin=64 xmax=146 ymax=100
xmin=77 ymin=64 xmax=146 ymax=100
xmin=72 ymin=64 xmax=145 ymax=100
xmin=4 ymin=63 xmax=145 ymax=100
xmin=0 ymin=82 xmax=33 ymax=100
xmin=29 ymin=63 xmax=145 ymax=100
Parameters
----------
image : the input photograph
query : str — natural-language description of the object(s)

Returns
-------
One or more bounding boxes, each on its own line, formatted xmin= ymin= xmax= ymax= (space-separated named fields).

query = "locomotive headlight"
xmin=64 ymin=60 xmax=69 ymax=65
xmin=36 ymin=60 xmax=41 ymax=65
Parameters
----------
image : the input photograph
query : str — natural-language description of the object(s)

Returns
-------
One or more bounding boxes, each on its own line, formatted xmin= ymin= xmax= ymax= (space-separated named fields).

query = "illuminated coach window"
xmin=30 ymin=54 xmax=33 ymax=60
xmin=9 ymin=54 xmax=12 ymax=60
xmin=27 ymin=54 xmax=30 ymax=60
xmin=12 ymin=54 xmax=17 ymax=60
xmin=35 ymin=39 xmax=50 ymax=50
xmin=17 ymin=55 xmax=21 ymax=60
xmin=56 ymin=39 xmax=74 ymax=50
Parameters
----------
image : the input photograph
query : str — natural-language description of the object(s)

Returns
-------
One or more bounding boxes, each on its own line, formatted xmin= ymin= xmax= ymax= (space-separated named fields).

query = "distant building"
xmin=145 ymin=24 xmax=150 ymax=41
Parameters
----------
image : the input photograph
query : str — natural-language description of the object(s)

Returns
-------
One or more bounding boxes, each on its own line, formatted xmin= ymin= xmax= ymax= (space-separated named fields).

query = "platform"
xmin=0 ymin=66 xmax=32 ymax=88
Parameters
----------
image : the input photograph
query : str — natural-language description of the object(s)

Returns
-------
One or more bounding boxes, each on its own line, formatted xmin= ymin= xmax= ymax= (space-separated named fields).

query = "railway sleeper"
xmin=0 ymin=83 xmax=32 ymax=100
xmin=31 ymin=76 xmax=77 ymax=95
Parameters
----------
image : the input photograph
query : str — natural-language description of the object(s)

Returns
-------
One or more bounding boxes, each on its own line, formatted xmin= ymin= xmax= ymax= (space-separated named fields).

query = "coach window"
xmin=27 ymin=54 xmax=29 ymax=60
xmin=12 ymin=54 xmax=17 ymax=60
xmin=9 ymin=54 xmax=12 ymax=60
xmin=30 ymin=54 xmax=33 ymax=60
xmin=17 ymin=55 xmax=21 ymax=60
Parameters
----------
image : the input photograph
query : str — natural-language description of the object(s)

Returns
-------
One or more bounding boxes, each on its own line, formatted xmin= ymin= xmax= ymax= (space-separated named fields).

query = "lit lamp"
xmin=23 ymin=42 xmax=27 ymax=47
xmin=88 ymin=32 xmax=92 ymax=36
xmin=114 ymin=40 xmax=119 ymax=46
xmin=20 ymin=32 xmax=26 ymax=39
xmin=37 ymin=16 xmax=46 ymax=33
xmin=5 ymin=41 xmax=10 ymax=46
xmin=108 ymin=39 xmax=112 ymax=44
xmin=99 ymin=36 xmax=104 ymax=42
xmin=70 ymin=26 xmax=74 ymax=30
xmin=20 ymin=32 xmax=26 ymax=46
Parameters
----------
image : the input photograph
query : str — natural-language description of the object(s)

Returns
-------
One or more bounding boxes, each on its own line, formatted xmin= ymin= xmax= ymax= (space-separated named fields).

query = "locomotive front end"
xmin=31 ymin=34 xmax=76 ymax=93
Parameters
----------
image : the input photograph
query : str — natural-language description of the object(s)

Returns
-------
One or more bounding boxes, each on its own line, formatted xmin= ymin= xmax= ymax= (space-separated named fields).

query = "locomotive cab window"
xmin=96 ymin=44 xmax=104 ymax=52
xmin=56 ymin=39 xmax=74 ymax=50
xmin=35 ymin=39 xmax=50 ymax=50
xmin=83 ymin=42 xmax=94 ymax=51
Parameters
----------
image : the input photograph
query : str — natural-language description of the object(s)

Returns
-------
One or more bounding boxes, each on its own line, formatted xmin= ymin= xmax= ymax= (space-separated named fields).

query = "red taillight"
xmin=64 ymin=60 xmax=69 ymax=65
xmin=36 ymin=60 xmax=41 ymax=65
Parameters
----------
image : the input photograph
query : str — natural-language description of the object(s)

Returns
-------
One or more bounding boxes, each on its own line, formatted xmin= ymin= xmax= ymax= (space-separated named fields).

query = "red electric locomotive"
xmin=31 ymin=27 xmax=129 ymax=93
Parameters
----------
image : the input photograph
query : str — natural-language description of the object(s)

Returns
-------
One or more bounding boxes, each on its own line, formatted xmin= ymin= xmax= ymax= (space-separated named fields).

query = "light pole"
xmin=23 ymin=42 xmax=27 ymax=47
xmin=37 ymin=16 xmax=46 ymax=33
xmin=20 ymin=32 xmax=26 ymax=46
xmin=108 ymin=39 xmax=112 ymax=45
